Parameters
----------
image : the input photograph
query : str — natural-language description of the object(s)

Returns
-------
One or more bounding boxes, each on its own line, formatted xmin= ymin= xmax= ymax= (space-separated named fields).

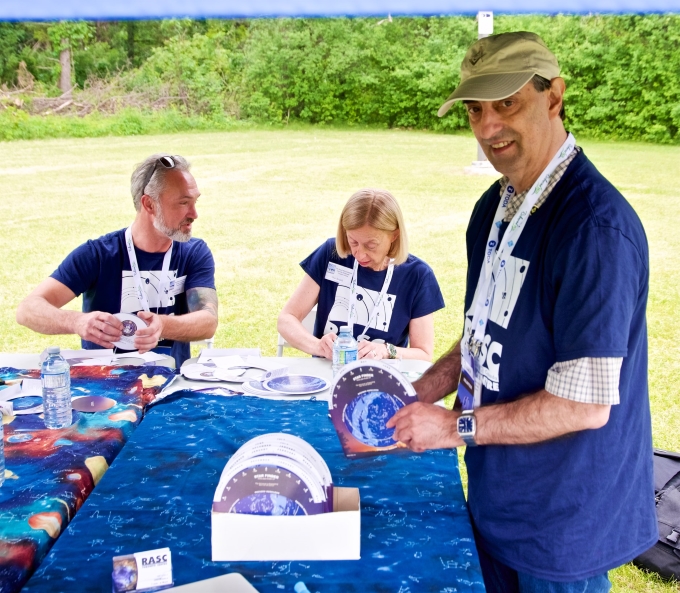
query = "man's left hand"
xmin=386 ymin=402 xmax=462 ymax=452
xmin=134 ymin=311 xmax=165 ymax=353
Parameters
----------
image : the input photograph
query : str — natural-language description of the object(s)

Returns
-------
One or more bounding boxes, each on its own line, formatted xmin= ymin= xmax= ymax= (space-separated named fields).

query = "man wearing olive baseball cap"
xmin=388 ymin=31 xmax=655 ymax=593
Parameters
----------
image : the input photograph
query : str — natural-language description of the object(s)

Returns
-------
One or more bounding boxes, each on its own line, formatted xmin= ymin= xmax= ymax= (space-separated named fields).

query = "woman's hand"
xmin=358 ymin=340 xmax=388 ymax=360
xmin=316 ymin=332 xmax=337 ymax=359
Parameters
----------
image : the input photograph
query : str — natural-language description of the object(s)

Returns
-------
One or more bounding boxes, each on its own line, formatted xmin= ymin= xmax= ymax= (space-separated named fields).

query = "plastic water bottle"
xmin=41 ymin=346 xmax=72 ymax=429
xmin=332 ymin=326 xmax=358 ymax=376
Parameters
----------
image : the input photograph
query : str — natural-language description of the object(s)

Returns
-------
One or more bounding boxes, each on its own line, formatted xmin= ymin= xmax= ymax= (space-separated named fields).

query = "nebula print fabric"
xmin=0 ymin=365 xmax=175 ymax=593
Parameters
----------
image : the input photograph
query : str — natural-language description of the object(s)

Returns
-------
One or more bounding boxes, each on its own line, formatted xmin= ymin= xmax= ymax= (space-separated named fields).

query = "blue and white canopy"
xmin=1 ymin=0 xmax=679 ymax=21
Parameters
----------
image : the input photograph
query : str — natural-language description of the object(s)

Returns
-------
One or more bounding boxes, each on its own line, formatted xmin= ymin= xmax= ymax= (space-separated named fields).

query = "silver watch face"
xmin=457 ymin=413 xmax=476 ymax=446
xmin=458 ymin=415 xmax=475 ymax=435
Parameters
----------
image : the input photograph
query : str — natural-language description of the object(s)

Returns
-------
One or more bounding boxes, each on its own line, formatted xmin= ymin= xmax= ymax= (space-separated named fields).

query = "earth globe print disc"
xmin=112 ymin=313 xmax=148 ymax=350
xmin=263 ymin=375 xmax=329 ymax=395
xmin=9 ymin=396 xmax=44 ymax=415
xmin=343 ymin=390 xmax=404 ymax=447
xmin=232 ymin=492 xmax=305 ymax=516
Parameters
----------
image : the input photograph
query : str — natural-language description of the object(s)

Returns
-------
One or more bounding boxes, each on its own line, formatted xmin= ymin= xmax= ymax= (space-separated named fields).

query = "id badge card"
xmin=457 ymin=352 xmax=475 ymax=411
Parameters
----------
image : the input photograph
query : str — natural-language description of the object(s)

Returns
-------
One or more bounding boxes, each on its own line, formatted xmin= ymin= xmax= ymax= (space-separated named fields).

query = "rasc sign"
xmin=141 ymin=553 xmax=168 ymax=566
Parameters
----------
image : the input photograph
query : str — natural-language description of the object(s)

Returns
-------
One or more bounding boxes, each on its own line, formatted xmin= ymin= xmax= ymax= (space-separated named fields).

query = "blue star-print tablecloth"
xmin=24 ymin=390 xmax=485 ymax=592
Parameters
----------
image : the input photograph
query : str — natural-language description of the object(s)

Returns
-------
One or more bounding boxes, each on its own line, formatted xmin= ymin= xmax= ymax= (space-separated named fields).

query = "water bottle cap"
xmin=339 ymin=326 xmax=350 ymax=332
xmin=47 ymin=346 xmax=60 ymax=354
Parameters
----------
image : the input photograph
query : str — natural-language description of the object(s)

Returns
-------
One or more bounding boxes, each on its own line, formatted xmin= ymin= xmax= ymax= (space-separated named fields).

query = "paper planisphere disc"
xmin=263 ymin=375 xmax=328 ymax=395
xmin=112 ymin=313 xmax=148 ymax=350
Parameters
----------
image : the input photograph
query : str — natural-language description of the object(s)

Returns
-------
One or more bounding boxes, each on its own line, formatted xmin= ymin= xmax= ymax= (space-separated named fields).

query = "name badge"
xmin=457 ymin=354 xmax=477 ymax=411
xmin=324 ymin=262 xmax=353 ymax=287
xmin=170 ymin=275 xmax=186 ymax=296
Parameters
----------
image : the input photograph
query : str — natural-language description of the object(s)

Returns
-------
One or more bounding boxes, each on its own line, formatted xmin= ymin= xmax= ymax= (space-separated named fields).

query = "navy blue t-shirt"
xmin=301 ymin=239 xmax=445 ymax=346
xmin=51 ymin=229 xmax=216 ymax=368
xmin=463 ymin=150 xmax=656 ymax=580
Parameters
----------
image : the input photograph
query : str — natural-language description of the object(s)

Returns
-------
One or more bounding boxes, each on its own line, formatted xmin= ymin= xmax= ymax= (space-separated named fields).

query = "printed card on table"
xmin=112 ymin=547 xmax=173 ymax=592
xmin=329 ymin=361 xmax=417 ymax=458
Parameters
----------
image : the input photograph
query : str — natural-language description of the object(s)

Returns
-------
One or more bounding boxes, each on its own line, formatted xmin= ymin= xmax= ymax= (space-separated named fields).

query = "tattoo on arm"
xmin=187 ymin=287 xmax=218 ymax=319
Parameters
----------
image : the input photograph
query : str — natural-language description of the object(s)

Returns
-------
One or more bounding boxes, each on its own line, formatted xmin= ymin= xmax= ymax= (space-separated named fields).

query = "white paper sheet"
xmin=40 ymin=348 xmax=114 ymax=363
xmin=21 ymin=378 xmax=42 ymax=396
xmin=114 ymin=351 xmax=167 ymax=363
xmin=72 ymin=357 xmax=114 ymax=366
xmin=211 ymin=356 xmax=245 ymax=370
xmin=198 ymin=348 xmax=261 ymax=362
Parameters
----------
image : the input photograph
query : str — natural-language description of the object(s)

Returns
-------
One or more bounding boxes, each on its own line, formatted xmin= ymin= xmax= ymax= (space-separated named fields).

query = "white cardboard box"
xmin=211 ymin=487 xmax=361 ymax=561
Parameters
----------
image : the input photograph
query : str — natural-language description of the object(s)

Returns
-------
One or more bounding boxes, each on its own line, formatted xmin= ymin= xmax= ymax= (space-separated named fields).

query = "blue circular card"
xmin=263 ymin=375 xmax=329 ymax=395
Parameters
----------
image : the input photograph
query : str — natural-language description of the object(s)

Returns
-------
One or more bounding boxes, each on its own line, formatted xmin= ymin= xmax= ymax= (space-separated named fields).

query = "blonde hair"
xmin=335 ymin=188 xmax=409 ymax=265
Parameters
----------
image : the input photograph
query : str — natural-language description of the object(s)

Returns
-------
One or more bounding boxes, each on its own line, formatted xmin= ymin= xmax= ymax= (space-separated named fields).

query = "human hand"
xmin=316 ymin=332 xmax=337 ymax=359
xmin=134 ymin=311 xmax=165 ymax=354
xmin=74 ymin=311 xmax=123 ymax=348
xmin=358 ymin=340 xmax=387 ymax=361
xmin=386 ymin=402 xmax=461 ymax=452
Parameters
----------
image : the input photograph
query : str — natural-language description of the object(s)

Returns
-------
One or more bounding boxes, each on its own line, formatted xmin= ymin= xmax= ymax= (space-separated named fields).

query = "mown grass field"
xmin=1 ymin=128 xmax=679 ymax=591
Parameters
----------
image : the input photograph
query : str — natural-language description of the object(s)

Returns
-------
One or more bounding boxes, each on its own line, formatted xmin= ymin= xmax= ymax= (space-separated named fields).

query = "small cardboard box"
xmin=211 ymin=487 xmax=360 ymax=561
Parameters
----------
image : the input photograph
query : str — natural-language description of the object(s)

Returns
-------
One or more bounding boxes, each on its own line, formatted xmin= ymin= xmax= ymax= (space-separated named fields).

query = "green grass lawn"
xmin=1 ymin=128 xmax=679 ymax=591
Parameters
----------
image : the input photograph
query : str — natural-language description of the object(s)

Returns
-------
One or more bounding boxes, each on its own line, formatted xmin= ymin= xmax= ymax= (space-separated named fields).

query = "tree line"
xmin=0 ymin=16 xmax=679 ymax=143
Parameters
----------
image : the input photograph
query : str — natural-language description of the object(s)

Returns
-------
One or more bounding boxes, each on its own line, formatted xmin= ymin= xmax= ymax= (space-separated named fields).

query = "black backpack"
xmin=634 ymin=448 xmax=680 ymax=580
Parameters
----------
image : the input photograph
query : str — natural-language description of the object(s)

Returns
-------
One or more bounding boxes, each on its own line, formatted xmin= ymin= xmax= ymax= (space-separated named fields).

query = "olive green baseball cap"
xmin=438 ymin=31 xmax=560 ymax=117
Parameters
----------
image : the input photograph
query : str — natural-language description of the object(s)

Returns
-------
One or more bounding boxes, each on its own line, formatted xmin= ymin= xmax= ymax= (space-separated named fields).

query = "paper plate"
xmin=8 ymin=395 xmax=44 ymax=415
xmin=240 ymin=380 xmax=275 ymax=396
xmin=181 ymin=363 xmax=245 ymax=382
xmin=112 ymin=313 xmax=148 ymax=350
xmin=224 ymin=366 xmax=266 ymax=383
xmin=263 ymin=375 xmax=329 ymax=395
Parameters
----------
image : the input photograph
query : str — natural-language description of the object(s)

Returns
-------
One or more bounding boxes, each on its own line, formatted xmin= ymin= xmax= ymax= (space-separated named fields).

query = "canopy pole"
xmin=465 ymin=11 xmax=499 ymax=176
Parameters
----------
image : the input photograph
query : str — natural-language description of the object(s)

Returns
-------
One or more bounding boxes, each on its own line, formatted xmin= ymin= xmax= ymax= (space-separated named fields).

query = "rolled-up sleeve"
xmin=546 ymin=357 xmax=623 ymax=405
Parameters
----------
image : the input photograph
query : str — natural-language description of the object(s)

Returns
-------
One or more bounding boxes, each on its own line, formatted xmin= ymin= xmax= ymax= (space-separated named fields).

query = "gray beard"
xmin=153 ymin=209 xmax=192 ymax=243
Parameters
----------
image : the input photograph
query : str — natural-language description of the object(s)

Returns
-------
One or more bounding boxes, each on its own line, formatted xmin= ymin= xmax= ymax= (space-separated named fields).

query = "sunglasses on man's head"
xmin=142 ymin=155 xmax=177 ymax=193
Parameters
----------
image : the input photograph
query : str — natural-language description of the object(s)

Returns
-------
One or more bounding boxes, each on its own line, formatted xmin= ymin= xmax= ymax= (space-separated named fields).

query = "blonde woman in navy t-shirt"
xmin=277 ymin=188 xmax=445 ymax=361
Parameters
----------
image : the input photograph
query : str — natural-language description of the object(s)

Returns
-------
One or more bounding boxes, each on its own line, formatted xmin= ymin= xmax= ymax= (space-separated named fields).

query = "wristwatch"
xmin=386 ymin=343 xmax=398 ymax=359
xmin=457 ymin=410 xmax=477 ymax=447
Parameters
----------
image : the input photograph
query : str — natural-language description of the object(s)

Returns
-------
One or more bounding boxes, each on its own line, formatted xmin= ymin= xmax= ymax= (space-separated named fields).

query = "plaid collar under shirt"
xmin=499 ymin=146 xmax=581 ymax=223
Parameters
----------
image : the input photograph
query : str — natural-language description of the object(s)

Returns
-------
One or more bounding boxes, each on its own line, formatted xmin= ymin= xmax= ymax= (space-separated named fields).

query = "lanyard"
xmin=462 ymin=133 xmax=576 ymax=406
xmin=347 ymin=257 xmax=394 ymax=340
xmin=124 ymin=226 xmax=173 ymax=313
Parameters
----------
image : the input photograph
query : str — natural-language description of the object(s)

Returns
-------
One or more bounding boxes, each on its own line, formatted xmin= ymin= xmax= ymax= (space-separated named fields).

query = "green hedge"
xmin=2 ymin=16 xmax=679 ymax=143
xmin=0 ymin=107 xmax=244 ymax=141
xmin=121 ymin=15 xmax=680 ymax=143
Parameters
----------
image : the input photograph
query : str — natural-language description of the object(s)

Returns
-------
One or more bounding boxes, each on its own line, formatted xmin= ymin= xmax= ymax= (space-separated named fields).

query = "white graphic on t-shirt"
xmin=324 ymin=284 xmax=396 ymax=336
xmin=488 ymin=256 xmax=530 ymax=328
xmin=121 ymin=270 xmax=183 ymax=313
xmin=465 ymin=254 xmax=530 ymax=391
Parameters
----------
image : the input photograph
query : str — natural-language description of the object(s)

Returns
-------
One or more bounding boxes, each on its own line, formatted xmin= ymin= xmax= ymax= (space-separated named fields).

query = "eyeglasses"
xmin=142 ymin=155 xmax=176 ymax=194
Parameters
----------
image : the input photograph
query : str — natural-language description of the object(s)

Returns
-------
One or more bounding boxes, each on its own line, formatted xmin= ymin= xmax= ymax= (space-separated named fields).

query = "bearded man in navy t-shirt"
xmin=388 ymin=32 xmax=656 ymax=592
xmin=17 ymin=153 xmax=218 ymax=368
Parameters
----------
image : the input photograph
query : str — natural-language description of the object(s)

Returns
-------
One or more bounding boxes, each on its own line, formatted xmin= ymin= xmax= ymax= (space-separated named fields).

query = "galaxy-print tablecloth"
xmin=24 ymin=391 xmax=485 ymax=593
xmin=0 ymin=365 xmax=176 ymax=593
